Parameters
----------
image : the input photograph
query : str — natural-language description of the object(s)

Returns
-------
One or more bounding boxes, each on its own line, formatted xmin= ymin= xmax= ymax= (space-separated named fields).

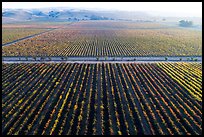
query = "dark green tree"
xmin=179 ymin=20 xmax=193 ymax=27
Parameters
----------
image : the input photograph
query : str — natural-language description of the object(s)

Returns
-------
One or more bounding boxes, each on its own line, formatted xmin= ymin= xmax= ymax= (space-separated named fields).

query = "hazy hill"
xmin=2 ymin=8 xmax=202 ymax=30
xmin=2 ymin=8 xmax=154 ymax=23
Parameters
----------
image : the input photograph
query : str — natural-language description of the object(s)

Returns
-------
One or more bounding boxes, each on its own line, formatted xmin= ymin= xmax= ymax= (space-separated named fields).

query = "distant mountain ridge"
xmin=2 ymin=7 xmax=202 ymax=29
xmin=2 ymin=8 xmax=153 ymax=23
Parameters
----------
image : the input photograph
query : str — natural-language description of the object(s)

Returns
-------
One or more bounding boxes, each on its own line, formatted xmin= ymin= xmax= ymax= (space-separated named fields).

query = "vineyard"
xmin=2 ymin=28 xmax=49 ymax=45
xmin=2 ymin=62 xmax=202 ymax=135
xmin=65 ymin=21 xmax=169 ymax=29
xmin=2 ymin=22 xmax=70 ymax=29
xmin=2 ymin=22 xmax=72 ymax=45
xmin=2 ymin=21 xmax=202 ymax=57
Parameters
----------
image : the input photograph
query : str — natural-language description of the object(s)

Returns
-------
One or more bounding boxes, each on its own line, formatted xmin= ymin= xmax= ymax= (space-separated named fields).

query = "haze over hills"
xmin=2 ymin=8 xmax=150 ymax=22
xmin=2 ymin=7 xmax=202 ymax=31
xmin=2 ymin=7 xmax=201 ymax=23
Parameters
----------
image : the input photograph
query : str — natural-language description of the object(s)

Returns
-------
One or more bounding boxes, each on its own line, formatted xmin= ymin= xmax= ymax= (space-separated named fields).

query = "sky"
xmin=2 ymin=2 xmax=202 ymax=17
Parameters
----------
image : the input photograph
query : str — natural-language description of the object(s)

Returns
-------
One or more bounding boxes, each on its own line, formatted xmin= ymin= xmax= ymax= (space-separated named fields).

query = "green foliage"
xmin=179 ymin=20 xmax=193 ymax=27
